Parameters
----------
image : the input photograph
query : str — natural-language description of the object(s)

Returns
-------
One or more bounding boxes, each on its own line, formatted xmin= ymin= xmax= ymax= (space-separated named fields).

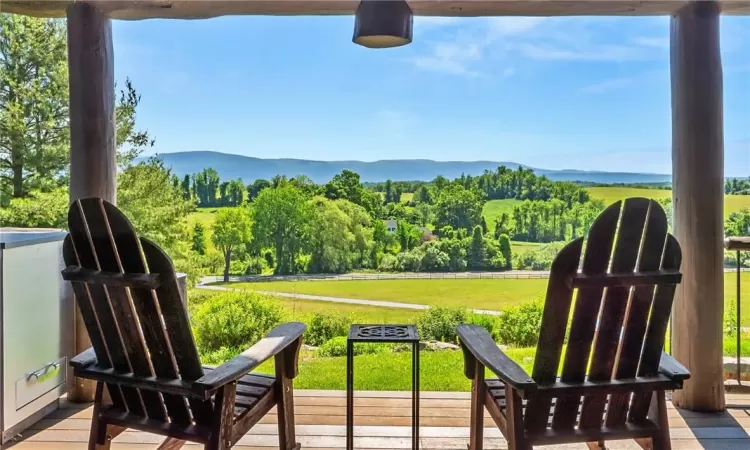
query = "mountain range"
xmin=149 ymin=151 xmax=672 ymax=185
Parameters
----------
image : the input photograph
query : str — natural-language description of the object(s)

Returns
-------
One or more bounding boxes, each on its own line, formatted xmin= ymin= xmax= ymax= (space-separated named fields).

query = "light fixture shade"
xmin=353 ymin=0 xmax=413 ymax=49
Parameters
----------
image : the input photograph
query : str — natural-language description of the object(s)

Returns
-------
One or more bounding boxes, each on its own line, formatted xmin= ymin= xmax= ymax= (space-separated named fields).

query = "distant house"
xmin=384 ymin=219 xmax=398 ymax=233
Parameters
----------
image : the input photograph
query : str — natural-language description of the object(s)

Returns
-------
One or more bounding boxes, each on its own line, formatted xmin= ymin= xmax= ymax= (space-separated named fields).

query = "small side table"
xmin=346 ymin=324 xmax=420 ymax=450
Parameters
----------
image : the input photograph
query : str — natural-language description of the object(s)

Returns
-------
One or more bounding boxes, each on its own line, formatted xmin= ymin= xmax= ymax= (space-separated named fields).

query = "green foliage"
xmin=306 ymin=312 xmax=351 ymax=346
xmin=498 ymin=234 xmax=513 ymax=270
xmin=192 ymin=223 xmax=206 ymax=254
xmin=201 ymin=346 xmax=243 ymax=366
xmin=513 ymin=242 xmax=566 ymax=270
xmin=435 ymin=185 xmax=483 ymax=232
xmin=211 ymin=207 xmax=252 ymax=281
xmin=496 ymin=301 xmax=544 ymax=347
xmin=247 ymin=179 xmax=271 ymax=201
xmin=118 ymin=158 xmax=194 ymax=255
xmin=466 ymin=313 xmax=501 ymax=342
xmin=0 ymin=15 xmax=68 ymax=198
xmin=416 ymin=307 xmax=467 ymax=343
xmin=0 ymin=188 xmax=67 ymax=228
xmin=396 ymin=221 xmax=422 ymax=252
xmin=726 ymin=177 xmax=750 ymax=195
xmin=308 ymin=197 xmax=355 ymax=274
xmin=318 ymin=336 xmax=384 ymax=357
xmin=244 ymin=257 xmax=267 ymax=275
xmin=252 ymin=184 xmax=312 ymax=275
xmin=468 ymin=226 xmax=485 ymax=270
xmin=192 ymin=291 xmax=283 ymax=352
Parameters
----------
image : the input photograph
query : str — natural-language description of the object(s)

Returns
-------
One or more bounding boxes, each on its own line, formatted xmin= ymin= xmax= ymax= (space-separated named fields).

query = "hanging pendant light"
xmin=353 ymin=0 xmax=413 ymax=49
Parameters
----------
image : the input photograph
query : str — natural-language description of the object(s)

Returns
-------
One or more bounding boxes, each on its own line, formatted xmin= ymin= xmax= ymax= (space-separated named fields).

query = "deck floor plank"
xmin=7 ymin=390 xmax=750 ymax=449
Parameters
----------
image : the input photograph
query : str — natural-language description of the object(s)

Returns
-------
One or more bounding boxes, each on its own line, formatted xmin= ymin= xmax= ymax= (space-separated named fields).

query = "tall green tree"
xmin=0 ymin=15 xmax=68 ymax=197
xmin=192 ymin=222 xmax=206 ymax=255
xmin=468 ymin=225 xmax=485 ymax=270
xmin=434 ymin=185 xmax=483 ymax=232
xmin=251 ymin=185 xmax=312 ymax=274
xmin=498 ymin=233 xmax=513 ymax=270
xmin=308 ymin=197 xmax=354 ymax=273
xmin=211 ymin=207 xmax=252 ymax=282
xmin=1 ymin=16 xmax=153 ymax=198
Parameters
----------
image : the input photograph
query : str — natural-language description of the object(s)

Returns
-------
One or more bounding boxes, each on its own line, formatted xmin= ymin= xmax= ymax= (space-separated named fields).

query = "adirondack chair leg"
xmin=468 ymin=359 xmax=485 ymax=450
xmin=157 ymin=437 xmax=187 ymax=449
xmin=505 ymin=385 xmax=530 ymax=450
xmin=89 ymin=382 xmax=125 ymax=450
xmin=586 ymin=440 xmax=607 ymax=450
xmin=648 ymin=390 xmax=671 ymax=450
xmin=275 ymin=339 xmax=302 ymax=450
xmin=206 ymin=382 xmax=237 ymax=450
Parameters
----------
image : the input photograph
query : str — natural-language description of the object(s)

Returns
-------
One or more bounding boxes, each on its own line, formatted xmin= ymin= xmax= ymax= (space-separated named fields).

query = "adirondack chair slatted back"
xmin=63 ymin=198 xmax=214 ymax=425
xmin=523 ymin=198 xmax=681 ymax=432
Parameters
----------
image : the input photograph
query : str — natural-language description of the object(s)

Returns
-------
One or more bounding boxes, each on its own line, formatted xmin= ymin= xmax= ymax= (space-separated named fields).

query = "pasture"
xmin=225 ymin=272 xmax=750 ymax=325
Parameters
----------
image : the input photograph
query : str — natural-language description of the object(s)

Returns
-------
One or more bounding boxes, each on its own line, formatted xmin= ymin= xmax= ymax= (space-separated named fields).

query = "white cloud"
xmin=487 ymin=17 xmax=546 ymax=36
xmin=408 ymin=42 xmax=485 ymax=78
xmin=632 ymin=36 xmax=669 ymax=49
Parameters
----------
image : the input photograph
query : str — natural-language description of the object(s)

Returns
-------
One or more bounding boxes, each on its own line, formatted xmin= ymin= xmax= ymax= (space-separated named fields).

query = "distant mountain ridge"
xmin=148 ymin=151 xmax=671 ymax=184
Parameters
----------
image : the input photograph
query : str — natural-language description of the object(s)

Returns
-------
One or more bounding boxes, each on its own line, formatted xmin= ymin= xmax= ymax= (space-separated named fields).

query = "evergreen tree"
xmin=192 ymin=223 xmax=206 ymax=255
xmin=498 ymin=233 xmax=512 ymax=270
xmin=468 ymin=226 xmax=485 ymax=270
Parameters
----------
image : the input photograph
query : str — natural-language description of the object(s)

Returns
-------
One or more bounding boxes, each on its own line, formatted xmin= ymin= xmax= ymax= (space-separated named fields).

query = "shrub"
xmin=417 ymin=307 xmax=467 ymax=343
xmin=318 ymin=336 xmax=384 ymax=357
xmin=244 ymin=257 xmax=267 ymax=275
xmin=421 ymin=243 xmax=450 ymax=271
xmin=306 ymin=312 xmax=351 ymax=347
xmin=466 ymin=313 xmax=501 ymax=341
xmin=192 ymin=291 xmax=283 ymax=351
xmin=496 ymin=302 xmax=544 ymax=347
xmin=378 ymin=254 xmax=402 ymax=272
xmin=397 ymin=249 xmax=423 ymax=272
xmin=229 ymin=259 xmax=248 ymax=275
xmin=201 ymin=346 xmax=242 ymax=366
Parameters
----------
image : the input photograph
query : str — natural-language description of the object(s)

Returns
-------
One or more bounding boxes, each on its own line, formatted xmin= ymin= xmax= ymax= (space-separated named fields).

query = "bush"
xmin=229 ymin=259 xmax=248 ymax=275
xmin=466 ymin=313 xmax=501 ymax=341
xmin=318 ymin=336 xmax=384 ymax=357
xmin=244 ymin=257 xmax=267 ymax=275
xmin=306 ymin=312 xmax=351 ymax=346
xmin=421 ymin=243 xmax=450 ymax=271
xmin=378 ymin=254 xmax=402 ymax=272
xmin=513 ymin=242 xmax=564 ymax=271
xmin=201 ymin=346 xmax=242 ymax=366
xmin=397 ymin=249 xmax=423 ymax=272
xmin=416 ymin=307 xmax=467 ymax=343
xmin=192 ymin=291 xmax=283 ymax=351
xmin=496 ymin=302 xmax=544 ymax=347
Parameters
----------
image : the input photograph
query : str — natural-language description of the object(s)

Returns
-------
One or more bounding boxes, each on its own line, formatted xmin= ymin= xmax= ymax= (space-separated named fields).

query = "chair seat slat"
xmin=61 ymin=266 xmax=161 ymax=289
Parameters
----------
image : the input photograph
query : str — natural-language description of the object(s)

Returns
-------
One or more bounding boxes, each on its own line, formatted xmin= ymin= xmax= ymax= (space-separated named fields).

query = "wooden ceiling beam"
xmin=4 ymin=1 xmax=750 ymax=20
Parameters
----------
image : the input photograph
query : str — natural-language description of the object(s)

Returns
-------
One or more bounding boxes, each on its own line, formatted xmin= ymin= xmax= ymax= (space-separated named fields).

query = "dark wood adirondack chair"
xmin=458 ymin=198 xmax=690 ymax=450
xmin=61 ymin=197 xmax=306 ymax=450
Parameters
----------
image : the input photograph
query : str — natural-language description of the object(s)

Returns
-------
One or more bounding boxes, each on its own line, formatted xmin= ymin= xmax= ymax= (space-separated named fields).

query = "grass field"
xmin=227 ymin=272 xmax=750 ymax=325
xmin=229 ymin=278 xmax=549 ymax=310
xmin=587 ymin=187 xmax=750 ymax=219
xmin=482 ymin=199 xmax=520 ymax=234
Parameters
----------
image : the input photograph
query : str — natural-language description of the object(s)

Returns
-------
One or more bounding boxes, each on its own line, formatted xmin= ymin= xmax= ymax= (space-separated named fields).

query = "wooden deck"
xmin=7 ymin=390 xmax=750 ymax=449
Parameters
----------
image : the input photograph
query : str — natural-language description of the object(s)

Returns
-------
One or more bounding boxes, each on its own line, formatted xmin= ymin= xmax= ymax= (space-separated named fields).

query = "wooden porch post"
xmin=66 ymin=1 xmax=116 ymax=402
xmin=670 ymin=0 xmax=725 ymax=412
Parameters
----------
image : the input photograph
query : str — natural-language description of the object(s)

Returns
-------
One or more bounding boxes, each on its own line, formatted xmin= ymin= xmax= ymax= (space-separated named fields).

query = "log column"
xmin=670 ymin=0 xmax=725 ymax=412
xmin=66 ymin=2 xmax=116 ymax=402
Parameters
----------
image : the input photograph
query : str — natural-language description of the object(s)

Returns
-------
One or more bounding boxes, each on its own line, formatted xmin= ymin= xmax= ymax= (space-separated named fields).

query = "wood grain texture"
xmin=6 ymin=0 xmax=750 ymax=19
xmin=670 ymin=0 xmax=726 ymax=413
xmin=523 ymin=238 xmax=582 ymax=432
xmin=579 ymin=197 xmax=649 ymax=428
xmin=552 ymin=200 xmax=621 ymax=429
xmin=66 ymin=1 xmax=116 ymax=404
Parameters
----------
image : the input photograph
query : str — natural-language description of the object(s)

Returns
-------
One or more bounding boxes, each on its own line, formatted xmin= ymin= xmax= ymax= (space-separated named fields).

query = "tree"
xmin=434 ymin=185 xmax=483 ymax=232
xmin=247 ymin=179 xmax=271 ymax=201
xmin=181 ymin=174 xmax=191 ymax=200
xmin=396 ymin=221 xmax=421 ymax=252
xmin=192 ymin=223 xmax=206 ymax=255
xmin=195 ymin=168 xmax=220 ymax=206
xmin=1 ymin=16 xmax=68 ymax=197
xmin=227 ymin=179 xmax=245 ymax=206
xmin=1 ymin=16 xmax=153 ymax=197
xmin=251 ymin=185 xmax=312 ymax=274
xmin=416 ymin=203 xmax=433 ymax=226
xmin=468 ymin=225 xmax=485 ymax=270
xmin=384 ymin=179 xmax=394 ymax=204
xmin=498 ymin=233 xmax=513 ymax=270
xmin=307 ymin=197 xmax=354 ymax=273
xmin=118 ymin=158 xmax=194 ymax=254
xmin=211 ymin=207 xmax=252 ymax=282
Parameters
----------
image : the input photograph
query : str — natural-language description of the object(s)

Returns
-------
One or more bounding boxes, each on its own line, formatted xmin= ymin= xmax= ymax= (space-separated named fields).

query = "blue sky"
xmin=114 ymin=15 xmax=749 ymax=175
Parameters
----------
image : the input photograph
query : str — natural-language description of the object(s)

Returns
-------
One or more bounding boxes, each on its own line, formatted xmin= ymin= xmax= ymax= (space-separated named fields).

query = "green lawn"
xmin=227 ymin=278 xmax=548 ymax=310
xmin=186 ymin=207 xmax=220 ymax=251
xmin=241 ymin=347 xmax=536 ymax=391
xmin=282 ymin=297 xmax=420 ymax=324
xmin=510 ymin=241 xmax=547 ymax=255
xmin=482 ymin=199 xmax=521 ymax=234
xmin=227 ymin=272 xmax=750 ymax=325
xmin=586 ymin=187 xmax=750 ymax=219
xmin=400 ymin=192 xmax=414 ymax=203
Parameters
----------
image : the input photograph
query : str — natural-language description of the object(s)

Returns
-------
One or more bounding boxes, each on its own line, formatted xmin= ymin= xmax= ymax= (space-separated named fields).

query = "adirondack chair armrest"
xmin=457 ymin=324 xmax=537 ymax=395
xmin=70 ymin=347 xmax=98 ymax=369
xmin=658 ymin=352 xmax=691 ymax=382
xmin=192 ymin=322 xmax=306 ymax=399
